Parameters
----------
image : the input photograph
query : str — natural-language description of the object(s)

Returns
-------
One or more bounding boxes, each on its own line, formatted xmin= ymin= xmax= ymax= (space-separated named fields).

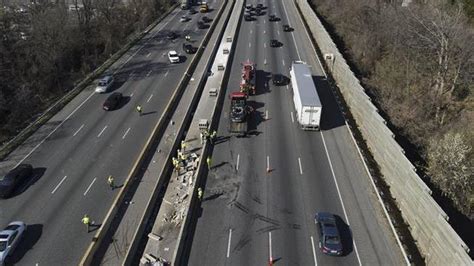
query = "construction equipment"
xmin=229 ymin=92 xmax=251 ymax=136
xmin=240 ymin=60 xmax=256 ymax=95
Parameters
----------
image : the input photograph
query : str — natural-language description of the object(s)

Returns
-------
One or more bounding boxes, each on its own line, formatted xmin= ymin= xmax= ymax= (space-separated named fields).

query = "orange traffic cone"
xmin=269 ymin=256 xmax=273 ymax=265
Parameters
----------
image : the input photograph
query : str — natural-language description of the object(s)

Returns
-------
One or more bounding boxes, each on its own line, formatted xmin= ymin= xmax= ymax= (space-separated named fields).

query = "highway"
xmin=0 ymin=1 xmax=221 ymax=265
xmin=186 ymin=0 xmax=405 ymax=265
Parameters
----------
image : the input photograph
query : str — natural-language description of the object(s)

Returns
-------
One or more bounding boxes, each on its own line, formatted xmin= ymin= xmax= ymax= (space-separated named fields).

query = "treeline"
xmin=311 ymin=0 xmax=473 ymax=219
xmin=0 ymin=0 xmax=174 ymax=143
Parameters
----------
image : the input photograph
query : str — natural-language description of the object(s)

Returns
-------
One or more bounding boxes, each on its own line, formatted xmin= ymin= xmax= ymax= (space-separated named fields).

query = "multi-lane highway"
xmin=186 ymin=0 xmax=405 ymax=265
xmin=0 ymin=1 xmax=220 ymax=264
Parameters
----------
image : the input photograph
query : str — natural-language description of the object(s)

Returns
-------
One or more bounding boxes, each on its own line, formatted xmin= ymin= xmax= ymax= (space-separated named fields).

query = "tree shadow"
xmin=11 ymin=167 xmax=46 ymax=197
xmin=8 ymin=224 xmax=43 ymax=264
xmin=335 ymin=215 xmax=353 ymax=256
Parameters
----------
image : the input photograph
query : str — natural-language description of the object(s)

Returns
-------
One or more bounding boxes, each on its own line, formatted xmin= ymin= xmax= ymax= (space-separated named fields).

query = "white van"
xmin=95 ymin=75 xmax=114 ymax=93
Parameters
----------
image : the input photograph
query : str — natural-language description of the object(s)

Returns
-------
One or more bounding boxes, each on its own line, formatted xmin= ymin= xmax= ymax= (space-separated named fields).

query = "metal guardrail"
xmin=294 ymin=0 xmax=472 ymax=264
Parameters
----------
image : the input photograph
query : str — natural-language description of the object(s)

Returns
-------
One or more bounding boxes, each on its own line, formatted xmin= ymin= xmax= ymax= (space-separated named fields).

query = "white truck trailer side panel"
xmin=290 ymin=62 xmax=322 ymax=130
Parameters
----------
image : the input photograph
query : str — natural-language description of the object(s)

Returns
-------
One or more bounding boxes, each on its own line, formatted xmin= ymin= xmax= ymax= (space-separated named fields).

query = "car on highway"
xmin=270 ymin=39 xmax=280 ymax=47
xmin=272 ymin=74 xmax=287 ymax=86
xmin=283 ymin=24 xmax=293 ymax=32
xmin=183 ymin=43 xmax=197 ymax=54
xmin=202 ymin=16 xmax=212 ymax=23
xmin=168 ymin=50 xmax=180 ymax=63
xmin=315 ymin=212 xmax=343 ymax=256
xmin=167 ymin=31 xmax=177 ymax=40
xmin=245 ymin=4 xmax=252 ymax=9
xmin=256 ymin=8 xmax=263 ymax=16
xmin=180 ymin=16 xmax=190 ymax=22
xmin=269 ymin=14 xmax=279 ymax=22
xmin=257 ymin=3 xmax=263 ymax=8
xmin=189 ymin=9 xmax=197 ymax=14
xmin=0 ymin=221 xmax=26 ymax=264
xmin=95 ymin=75 xmax=114 ymax=93
xmin=0 ymin=164 xmax=33 ymax=198
xmin=244 ymin=14 xmax=253 ymax=21
xmin=102 ymin=92 xmax=123 ymax=111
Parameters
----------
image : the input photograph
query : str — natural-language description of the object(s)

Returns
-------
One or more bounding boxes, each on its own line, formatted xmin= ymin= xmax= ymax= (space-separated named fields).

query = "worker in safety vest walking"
xmin=197 ymin=187 xmax=203 ymax=200
xmin=107 ymin=175 xmax=115 ymax=190
xmin=82 ymin=214 xmax=91 ymax=232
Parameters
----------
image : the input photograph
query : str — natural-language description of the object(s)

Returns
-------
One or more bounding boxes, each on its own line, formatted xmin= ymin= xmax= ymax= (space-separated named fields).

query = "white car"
xmin=0 ymin=221 xmax=26 ymax=265
xmin=95 ymin=75 xmax=114 ymax=93
xmin=180 ymin=16 xmax=190 ymax=22
xmin=168 ymin=51 xmax=180 ymax=63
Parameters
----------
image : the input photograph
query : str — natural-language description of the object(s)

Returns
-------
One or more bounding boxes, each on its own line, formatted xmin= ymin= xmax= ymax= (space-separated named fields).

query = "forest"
xmin=311 ymin=0 xmax=473 ymax=220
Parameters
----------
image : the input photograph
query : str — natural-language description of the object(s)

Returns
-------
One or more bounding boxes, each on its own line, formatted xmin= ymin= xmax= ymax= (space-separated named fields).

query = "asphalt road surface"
xmin=0 ymin=1 xmax=221 ymax=265
xmin=186 ymin=0 xmax=405 ymax=265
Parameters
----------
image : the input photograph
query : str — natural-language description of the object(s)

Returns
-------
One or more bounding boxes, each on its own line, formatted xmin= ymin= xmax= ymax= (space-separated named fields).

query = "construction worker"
xmin=181 ymin=140 xmax=186 ymax=152
xmin=206 ymin=156 xmax=211 ymax=170
xmin=177 ymin=149 xmax=182 ymax=162
xmin=210 ymin=130 xmax=217 ymax=144
xmin=82 ymin=214 xmax=91 ymax=232
xmin=107 ymin=175 xmax=115 ymax=190
xmin=136 ymin=105 xmax=143 ymax=116
xmin=197 ymin=187 xmax=203 ymax=200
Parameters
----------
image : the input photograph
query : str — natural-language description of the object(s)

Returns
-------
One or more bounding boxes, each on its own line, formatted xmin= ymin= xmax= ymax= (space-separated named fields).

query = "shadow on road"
xmin=335 ymin=215 xmax=354 ymax=256
xmin=11 ymin=167 xmax=46 ymax=197
xmin=8 ymin=224 xmax=43 ymax=265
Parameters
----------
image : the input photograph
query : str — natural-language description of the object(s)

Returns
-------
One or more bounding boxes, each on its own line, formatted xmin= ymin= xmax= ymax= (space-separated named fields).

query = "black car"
xmin=202 ymin=16 xmax=212 ymax=23
xmin=315 ymin=212 xmax=343 ymax=256
xmin=269 ymin=14 xmax=279 ymax=22
xmin=245 ymin=4 xmax=252 ymax=9
xmin=167 ymin=31 xmax=177 ymax=40
xmin=183 ymin=43 xmax=197 ymax=54
xmin=0 ymin=164 xmax=33 ymax=198
xmin=272 ymin=74 xmax=287 ymax=86
xmin=270 ymin=39 xmax=280 ymax=47
xmin=283 ymin=24 xmax=293 ymax=32
xmin=244 ymin=14 xmax=253 ymax=21
xmin=257 ymin=3 xmax=263 ymax=8
xmin=255 ymin=9 xmax=263 ymax=16
xmin=103 ymin=92 xmax=122 ymax=111
xmin=189 ymin=9 xmax=197 ymax=14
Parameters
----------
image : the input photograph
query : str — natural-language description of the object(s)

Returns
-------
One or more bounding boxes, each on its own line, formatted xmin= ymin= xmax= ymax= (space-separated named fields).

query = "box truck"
xmin=290 ymin=61 xmax=322 ymax=130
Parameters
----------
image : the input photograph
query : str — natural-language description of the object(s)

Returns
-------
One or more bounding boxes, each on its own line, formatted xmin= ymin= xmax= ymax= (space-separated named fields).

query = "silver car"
xmin=95 ymin=75 xmax=114 ymax=93
xmin=0 ymin=221 xmax=26 ymax=265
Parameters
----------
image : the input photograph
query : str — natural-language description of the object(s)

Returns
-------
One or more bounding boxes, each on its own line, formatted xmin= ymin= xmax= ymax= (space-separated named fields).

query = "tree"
xmin=427 ymin=132 xmax=474 ymax=218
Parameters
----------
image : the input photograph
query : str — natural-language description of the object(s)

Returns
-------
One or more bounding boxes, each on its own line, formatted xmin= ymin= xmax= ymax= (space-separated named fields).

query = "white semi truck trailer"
xmin=290 ymin=61 xmax=322 ymax=130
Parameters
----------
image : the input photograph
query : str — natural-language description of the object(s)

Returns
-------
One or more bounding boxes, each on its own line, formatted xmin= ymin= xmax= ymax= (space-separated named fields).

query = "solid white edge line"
xmin=288 ymin=0 xmax=409 ymax=261
xmin=281 ymin=0 xmax=302 ymax=60
xmin=51 ymin=175 xmax=67 ymax=194
xmin=15 ymin=91 xmax=96 ymax=168
xmin=113 ymin=8 xmax=180 ymax=75
xmin=13 ymin=7 xmax=179 ymax=168
xmin=73 ymin=124 xmax=84 ymax=137
xmin=345 ymin=122 xmax=410 ymax=264
xmin=290 ymin=111 xmax=294 ymax=123
xmin=310 ymin=236 xmax=318 ymax=266
xmin=298 ymin=157 xmax=303 ymax=175
xmin=147 ymin=94 xmax=154 ymax=103
xmin=226 ymin=229 xmax=232 ymax=258
xmin=320 ymin=132 xmax=362 ymax=265
xmin=84 ymin=177 xmax=97 ymax=196
xmin=97 ymin=125 xmax=108 ymax=138
xmin=122 ymin=128 xmax=131 ymax=139
xmin=236 ymin=154 xmax=240 ymax=171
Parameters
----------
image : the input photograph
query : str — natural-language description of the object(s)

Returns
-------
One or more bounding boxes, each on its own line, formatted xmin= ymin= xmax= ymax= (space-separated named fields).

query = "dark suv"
xmin=183 ymin=43 xmax=197 ymax=54
xmin=0 ymin=164 xmax=33 ymax=198
xmin=315 ymin=212 xmax=343 ymax=256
